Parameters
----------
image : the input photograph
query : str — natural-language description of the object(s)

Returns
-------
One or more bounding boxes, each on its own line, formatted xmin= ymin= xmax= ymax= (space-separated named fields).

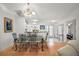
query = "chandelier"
xmin=24 ymin=3 xmax=36 ymax=16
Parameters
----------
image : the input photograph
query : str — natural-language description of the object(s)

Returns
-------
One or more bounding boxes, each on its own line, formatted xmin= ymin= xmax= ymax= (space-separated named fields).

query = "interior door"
xmin=57 ymin=24 xmax=64 ymax=42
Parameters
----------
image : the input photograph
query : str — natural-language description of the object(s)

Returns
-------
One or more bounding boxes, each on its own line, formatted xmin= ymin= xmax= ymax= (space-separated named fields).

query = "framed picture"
xmin=4 ymin=17 xmax=13 ymax=33
xmin=40 ymin=25 xmax=45 ymax=30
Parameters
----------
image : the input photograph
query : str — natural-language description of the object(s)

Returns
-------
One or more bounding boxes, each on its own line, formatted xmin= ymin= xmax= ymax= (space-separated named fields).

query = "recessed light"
xmin=51 ymin=20 xmax=56 ymax=22
xmin=32 ymin=19 xmax=39 ymax=22
xmin=68 ymin=23 xmax=72 ymax=26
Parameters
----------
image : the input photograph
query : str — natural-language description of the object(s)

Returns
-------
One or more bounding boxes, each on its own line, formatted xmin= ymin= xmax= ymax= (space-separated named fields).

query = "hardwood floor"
xmin=0 ymin=42 xmax=64 ymax=56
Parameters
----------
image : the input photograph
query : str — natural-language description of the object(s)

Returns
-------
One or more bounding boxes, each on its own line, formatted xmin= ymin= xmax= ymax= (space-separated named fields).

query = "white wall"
xmin=0 ymin=8 xmax=15 ymax=51
xmin=14 ymin=17 xmax=26 ymax=33
xmin=57 ymin=7 xmax=79 ymax=41
xmin=66 ymin=8 xmax=79 ymax=40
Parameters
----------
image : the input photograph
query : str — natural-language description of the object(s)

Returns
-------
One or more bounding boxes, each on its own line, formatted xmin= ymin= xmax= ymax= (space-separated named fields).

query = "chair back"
xmin=19 ymin=34 xmax=26 ymax=42
xmin=12 ymin=33 xmax=17 ymax=39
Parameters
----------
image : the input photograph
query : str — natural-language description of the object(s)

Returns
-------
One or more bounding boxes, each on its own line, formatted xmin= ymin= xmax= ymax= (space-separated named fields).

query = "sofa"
xmin=57 ymin=40 xmax=79 ymax=56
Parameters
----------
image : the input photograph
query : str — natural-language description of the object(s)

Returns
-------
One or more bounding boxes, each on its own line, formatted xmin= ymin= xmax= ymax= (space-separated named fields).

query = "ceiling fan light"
xmin=32 ymin=11 xmax=36 ymax=15
xmin=24 ymin=11 xmax=32 ymax=16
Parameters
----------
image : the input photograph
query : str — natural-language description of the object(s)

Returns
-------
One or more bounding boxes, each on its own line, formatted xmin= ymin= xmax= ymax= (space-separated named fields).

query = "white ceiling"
xmin=1 ymin=3 xmax=79 ymax=24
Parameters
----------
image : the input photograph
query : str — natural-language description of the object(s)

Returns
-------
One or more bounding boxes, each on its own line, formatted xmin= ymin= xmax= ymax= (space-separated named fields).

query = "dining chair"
xmin=19 ymin=34 xmax=30 ymax=51
xmin=12 ymin=33 xmax=18 ymax=51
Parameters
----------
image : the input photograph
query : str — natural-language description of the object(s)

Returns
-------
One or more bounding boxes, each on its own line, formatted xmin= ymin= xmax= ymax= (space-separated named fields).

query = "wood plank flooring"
xmin=0 ymin=42 xmax=64 ymax=56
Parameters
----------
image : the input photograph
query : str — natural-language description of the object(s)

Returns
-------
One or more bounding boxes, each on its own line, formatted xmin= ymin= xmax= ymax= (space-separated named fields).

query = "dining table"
xmin=15 ymin=35 xmax=44 ymax=52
